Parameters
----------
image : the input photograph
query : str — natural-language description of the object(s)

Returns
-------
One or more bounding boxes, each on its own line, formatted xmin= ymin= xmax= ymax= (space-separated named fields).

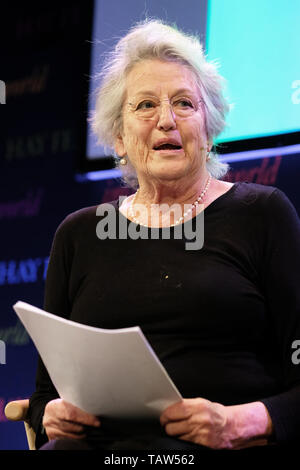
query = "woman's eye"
xmin=137 ymin=101 xmax=155 ymax=109
xmin=175 ymin=99 xmax=193 ymax=108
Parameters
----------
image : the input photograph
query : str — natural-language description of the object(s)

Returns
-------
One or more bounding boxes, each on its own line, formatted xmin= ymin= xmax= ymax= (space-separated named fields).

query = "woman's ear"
xmin=114 ymin=135 xmax=126 ymax=157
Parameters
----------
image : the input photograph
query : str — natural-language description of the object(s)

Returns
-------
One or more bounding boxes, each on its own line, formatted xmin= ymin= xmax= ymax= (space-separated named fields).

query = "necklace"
xmin=129 ymin=173 xmax=212 ymax=227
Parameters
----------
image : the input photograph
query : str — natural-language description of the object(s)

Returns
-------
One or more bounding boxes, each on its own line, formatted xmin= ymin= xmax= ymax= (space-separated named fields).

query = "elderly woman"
xmin=28 ymin=20 xmax=300 ymax=450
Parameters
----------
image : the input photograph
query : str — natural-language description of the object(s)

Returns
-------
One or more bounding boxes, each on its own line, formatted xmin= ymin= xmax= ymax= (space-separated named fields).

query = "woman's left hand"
xmin=160 ymin=398 xmax=233 ymax=449
xmin=160 ymin=398 xmax=272 ymax=450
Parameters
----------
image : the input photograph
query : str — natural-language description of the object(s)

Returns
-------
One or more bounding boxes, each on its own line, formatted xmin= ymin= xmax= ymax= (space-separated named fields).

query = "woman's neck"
xmin=122 ymin=171 xmax=213 ymax=228
xmin=119 ymin=175 xmax=234 ymax=228
xmin=135 ymin=171 xmax=212 ymax=207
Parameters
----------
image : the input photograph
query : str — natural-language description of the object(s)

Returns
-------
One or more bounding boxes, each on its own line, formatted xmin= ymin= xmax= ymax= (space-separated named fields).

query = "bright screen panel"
xmin=206 ymin=0 xmax=300 ymax=143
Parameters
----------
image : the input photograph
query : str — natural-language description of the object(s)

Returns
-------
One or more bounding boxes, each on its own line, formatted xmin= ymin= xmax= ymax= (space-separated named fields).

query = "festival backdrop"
xmin=0 ymin=2 xmax=299 ymax=450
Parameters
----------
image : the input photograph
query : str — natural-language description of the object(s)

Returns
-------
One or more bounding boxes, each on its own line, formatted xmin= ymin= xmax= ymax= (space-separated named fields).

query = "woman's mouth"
xmin=153 ymin=142 xmax=183 ymax=154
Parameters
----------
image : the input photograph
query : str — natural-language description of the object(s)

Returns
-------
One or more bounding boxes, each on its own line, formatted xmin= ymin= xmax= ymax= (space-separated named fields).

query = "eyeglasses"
xmin=127 ymin=95 xmax=204 ymax=120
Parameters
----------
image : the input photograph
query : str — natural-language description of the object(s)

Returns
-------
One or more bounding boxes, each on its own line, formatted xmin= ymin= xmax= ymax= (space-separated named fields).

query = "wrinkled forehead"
xmin=124 ymin=59 xmax=201 ymax=100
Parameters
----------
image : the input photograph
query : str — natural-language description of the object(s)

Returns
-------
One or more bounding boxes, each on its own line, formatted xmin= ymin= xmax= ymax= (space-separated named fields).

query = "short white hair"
xmin=90 ymin=19 xmax=230 ymax=187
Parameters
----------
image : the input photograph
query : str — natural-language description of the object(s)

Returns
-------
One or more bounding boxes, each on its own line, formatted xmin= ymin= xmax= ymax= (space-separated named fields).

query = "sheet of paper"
xmin=13 ymin=301 xmax=182 ymax=419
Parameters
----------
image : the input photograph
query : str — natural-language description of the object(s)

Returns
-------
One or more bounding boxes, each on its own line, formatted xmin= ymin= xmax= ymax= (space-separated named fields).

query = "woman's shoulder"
xmin=208 ymin=180 xmax=279 ymax=212
xmin=54 ymin=201 xmax=119 ymax=237
xmin=230 ymin=181 xmax=299 ymax=221
xmin=229 ymin=181 xmax=289 ymax=208
xmin=233 ymin=180 xmax=277 ymax=201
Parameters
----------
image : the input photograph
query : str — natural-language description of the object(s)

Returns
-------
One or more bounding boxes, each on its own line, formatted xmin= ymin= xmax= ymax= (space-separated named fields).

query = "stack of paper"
xmin=13 ymin=301 xmax=182 ymax=419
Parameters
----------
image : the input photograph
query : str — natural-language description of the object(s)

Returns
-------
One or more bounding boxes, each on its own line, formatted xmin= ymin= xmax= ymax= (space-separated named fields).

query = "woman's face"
xmin=115 ymin=59 xmax=210 ymax=184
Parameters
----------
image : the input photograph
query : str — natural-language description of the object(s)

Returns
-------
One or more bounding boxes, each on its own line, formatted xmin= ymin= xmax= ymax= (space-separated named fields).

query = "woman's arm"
xmin=28 ymin=215 xmax=74 ymax=446
xmin=162 ymin=187 xmax=300 ymax=449
xmin=258 ymin=188 xmax=300 ymax=442
xmin=225 ymin=401 xmax=273 ymax=447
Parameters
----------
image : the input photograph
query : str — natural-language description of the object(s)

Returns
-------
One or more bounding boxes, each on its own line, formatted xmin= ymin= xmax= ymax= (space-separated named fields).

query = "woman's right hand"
xmin=43 ymin=398 xmax=101 ymax=441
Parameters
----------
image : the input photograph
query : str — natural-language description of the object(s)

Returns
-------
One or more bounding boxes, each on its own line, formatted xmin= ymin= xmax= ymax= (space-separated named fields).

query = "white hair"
xmin=90 ymin=19 xmax=230 ymax=187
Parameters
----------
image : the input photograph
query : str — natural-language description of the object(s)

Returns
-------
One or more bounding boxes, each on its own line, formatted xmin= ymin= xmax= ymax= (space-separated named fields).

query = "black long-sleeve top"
xmin=28 ymin=181 xmax=300 ymax=447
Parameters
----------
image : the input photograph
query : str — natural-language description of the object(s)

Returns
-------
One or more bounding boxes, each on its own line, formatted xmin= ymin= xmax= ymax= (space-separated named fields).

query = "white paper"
xmin=13 ymin=301 xmax=182 ymax=419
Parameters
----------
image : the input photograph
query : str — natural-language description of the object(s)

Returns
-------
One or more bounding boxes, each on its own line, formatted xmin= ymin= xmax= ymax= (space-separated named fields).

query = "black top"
xmin=28 ymin=182 xmax=300 ymax=447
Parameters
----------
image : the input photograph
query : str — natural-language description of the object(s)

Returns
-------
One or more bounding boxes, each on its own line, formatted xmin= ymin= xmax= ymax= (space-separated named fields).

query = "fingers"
xmin=160 ymin=399 xmax=194 ymax=426
xmin=45 ymin=426 xmax=87 ymax=441
xmin=44 ymin=418 xmax=87 ymax=441
xmin=50 ymin=418 xmax=85 ymax=434
xmin=45 ymin=399 xmax=100 ymax=427
xmin=164 ymin=419 xmax=191 ymax=437
xmin=160 ymin=398 xmax=211 ymax=426
xmin=160 ymin=398 xmax=213 ymax=444
xmin=43 ymin=399 xmax=101 ymax=441
xmin=160 ymin=398 xmax=231 ymax=449
xmin=59 ymin=400 xmax=101 ymax=427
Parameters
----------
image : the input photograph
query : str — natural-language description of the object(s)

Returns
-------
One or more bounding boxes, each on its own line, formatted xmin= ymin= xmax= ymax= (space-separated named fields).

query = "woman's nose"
xmin=156 ymin=101 xmax=177 ymax=130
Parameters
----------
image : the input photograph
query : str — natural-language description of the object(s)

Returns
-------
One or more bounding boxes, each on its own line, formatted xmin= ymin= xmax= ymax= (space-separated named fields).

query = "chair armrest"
xmin=5 ymin=399 xmax=29 ymax=421
xmin=5 ymin=399 xmax=36 ymax=450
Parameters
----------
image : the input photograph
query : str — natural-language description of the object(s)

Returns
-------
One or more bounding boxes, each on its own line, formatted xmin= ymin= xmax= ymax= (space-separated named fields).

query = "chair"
xmin=4 ymin=399 xmax=36 ymax=450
